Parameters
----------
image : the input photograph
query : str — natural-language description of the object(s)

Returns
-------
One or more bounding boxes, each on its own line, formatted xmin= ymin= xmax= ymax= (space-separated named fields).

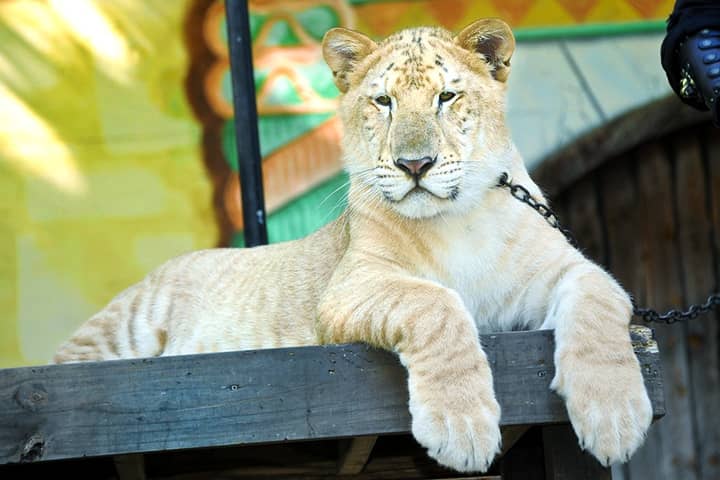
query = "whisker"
xmin=318 ymin=179 xmax=351 ymax=207
xmin=324 ymin=183 xmax=376 ymax=226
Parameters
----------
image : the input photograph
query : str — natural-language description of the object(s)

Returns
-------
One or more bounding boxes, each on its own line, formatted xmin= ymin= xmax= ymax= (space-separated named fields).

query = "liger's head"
xmin=322 ymin=19 xmax=516 ymax=219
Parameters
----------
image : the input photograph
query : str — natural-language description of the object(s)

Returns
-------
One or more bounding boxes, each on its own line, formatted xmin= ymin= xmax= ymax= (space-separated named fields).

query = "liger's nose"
xmin=394 ymin=156 xmax=436 ymax=178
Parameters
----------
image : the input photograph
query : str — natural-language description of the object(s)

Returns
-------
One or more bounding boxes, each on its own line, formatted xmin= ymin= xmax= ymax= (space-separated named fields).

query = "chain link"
xmin=497 ymin=172 xmax=720 ymax=324
xmin=498 ymin=173 xmax=578 ymax=247
xmin=632 ymin=294 xmax=720 ymax=324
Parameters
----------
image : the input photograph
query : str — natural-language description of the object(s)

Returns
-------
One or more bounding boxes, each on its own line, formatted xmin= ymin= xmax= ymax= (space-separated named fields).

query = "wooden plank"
xmin=0 ymin=330 xmax=663 ymax=465
xmin=564 ymin=176 xmax=607 ymax=266
xmin=499 ymin=427 xmax=545 ymax=480
xmin=693 ymin=126 xmax=720 ymax=480
xmin=634 ymin=141 xmax=698 ymax=480
xmin=337 ymin=435 xmax=377 ymax=475
xmin=499 ymin=426 xmax=530 ymax=458
xmin=542 ymin=425 xmax=611 ymax=480
xmin=360 ymin=435 xmax=502 ymax=480
xmin=666 ymin=133 xmax=717 ymax=480
xmin=126 ymin=436 xmax=501 ymax=479
xmin=599 ymin=154 xmax=643 ymax=300
xmin=433 ymin=477 xmax=500 ymax=480
xmin=599 ymin=150 xmax=647 ymax=480
xmin=113 ymin=454 xmax=146 ymax=480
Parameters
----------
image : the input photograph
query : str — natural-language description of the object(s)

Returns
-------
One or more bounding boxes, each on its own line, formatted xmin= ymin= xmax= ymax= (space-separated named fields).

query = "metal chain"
xmin=633 ymin=295 xmax=720 ymax=324
xmin=497 ymin=172 xmax=720 ymax=324
xmin=497 ymin=173 xmax=578 ymax=247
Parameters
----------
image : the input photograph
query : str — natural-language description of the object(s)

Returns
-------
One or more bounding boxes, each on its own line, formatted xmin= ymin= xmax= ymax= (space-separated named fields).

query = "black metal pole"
xmin=225 ymin=0 xmax=268 ymax=247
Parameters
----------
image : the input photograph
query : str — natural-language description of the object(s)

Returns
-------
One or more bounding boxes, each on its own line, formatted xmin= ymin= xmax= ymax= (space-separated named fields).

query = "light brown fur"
xmin=55 ymin=19 xmax=651 ymax=472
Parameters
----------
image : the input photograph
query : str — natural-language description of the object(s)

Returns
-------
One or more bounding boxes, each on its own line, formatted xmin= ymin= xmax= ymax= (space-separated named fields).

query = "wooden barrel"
xmin=534 ymin=96 xmax=720 ymax=480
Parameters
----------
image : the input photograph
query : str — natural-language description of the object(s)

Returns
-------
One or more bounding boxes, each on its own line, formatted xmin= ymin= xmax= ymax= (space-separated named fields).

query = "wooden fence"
xmin=535 ymin=97 xmax=720 ymax=480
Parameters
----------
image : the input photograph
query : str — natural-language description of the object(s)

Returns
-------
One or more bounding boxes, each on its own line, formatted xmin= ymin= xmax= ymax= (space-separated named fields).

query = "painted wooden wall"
xmin=543 ymin=120 xmax=720 ymax=480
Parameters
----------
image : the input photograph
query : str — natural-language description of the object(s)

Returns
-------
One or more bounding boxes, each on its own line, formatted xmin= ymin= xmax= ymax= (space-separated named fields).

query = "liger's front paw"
xmin=552 ymin=355 xmax=653 ymax=465
xmin=409 ymin=392 xmax=502 ymax=472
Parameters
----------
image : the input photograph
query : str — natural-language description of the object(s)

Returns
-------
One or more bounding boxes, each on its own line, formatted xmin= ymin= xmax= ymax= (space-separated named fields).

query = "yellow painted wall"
xmin=0 ymin=0 xmax=216 ymax=367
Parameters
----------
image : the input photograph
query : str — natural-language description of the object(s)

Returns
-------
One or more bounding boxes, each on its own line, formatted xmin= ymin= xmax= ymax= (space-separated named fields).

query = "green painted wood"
xmin=514 ymin=21 xmax=666 ymax=42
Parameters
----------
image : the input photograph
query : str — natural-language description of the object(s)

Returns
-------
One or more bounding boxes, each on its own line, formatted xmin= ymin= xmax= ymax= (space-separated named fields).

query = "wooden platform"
xmin=0 ymin=328 xmax=664 ymax=479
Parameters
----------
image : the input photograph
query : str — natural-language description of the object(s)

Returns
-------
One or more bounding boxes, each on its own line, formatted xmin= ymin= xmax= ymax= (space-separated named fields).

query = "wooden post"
xmin=499 ymin=425 xmax=530 ymax=457
xmin=542 ymin=425 xmax=612 ymax=480
xmin=500 ymin=427 xmax=546 ymax=480
xmin=113 ymin=454 xmax=146 ymax=480
xmin=337 ymin=435 xmax=377 ymax=474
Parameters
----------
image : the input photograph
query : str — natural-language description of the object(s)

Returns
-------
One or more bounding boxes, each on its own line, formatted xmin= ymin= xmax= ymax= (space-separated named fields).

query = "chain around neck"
xmin=496 ymin=172 xmax=720 ymax=324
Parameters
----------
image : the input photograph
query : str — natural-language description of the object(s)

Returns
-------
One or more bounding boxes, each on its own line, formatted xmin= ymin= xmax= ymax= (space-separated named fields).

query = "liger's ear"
xmin=455 ymin=18 xmax=515 ymax=82
xmin=322 ymin=27 xmax=377 ymax=93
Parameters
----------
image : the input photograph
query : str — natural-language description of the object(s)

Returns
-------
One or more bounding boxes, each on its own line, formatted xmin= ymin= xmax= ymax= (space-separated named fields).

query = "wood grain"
xmin=545 ymin=122 xmax=720 ymax=480
xmin=627 ymin=142 xmax=696 ymax=480
xmin=691 ymin=127 xmax=720 ymax=480
xmin=543 ymin=425 xmax=611 ymax=480
xmin=564 ymin=176 xmax=606 ymax=265
xmin=599 ymin=154 xmax=643 ymax=296
xmin=598 ymin=151 xmax=646 ymax=480
xmin=337 ymin=435 xmax=377 ymax=475
xmin=0 ymin=330 xmax=663 ymax=466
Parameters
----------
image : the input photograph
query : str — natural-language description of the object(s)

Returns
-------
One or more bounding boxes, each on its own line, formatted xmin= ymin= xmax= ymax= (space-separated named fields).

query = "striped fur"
xmin=55 ymin=19 xmax=651 ymax=472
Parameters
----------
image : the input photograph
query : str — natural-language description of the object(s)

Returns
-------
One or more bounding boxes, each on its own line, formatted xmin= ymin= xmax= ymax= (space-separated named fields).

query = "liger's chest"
xmin=417 ymin=220 xmax=526 ymax=330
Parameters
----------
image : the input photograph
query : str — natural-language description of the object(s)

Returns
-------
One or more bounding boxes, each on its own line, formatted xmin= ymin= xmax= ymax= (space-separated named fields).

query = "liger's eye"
xmin=375 ymin=95 xmax=391 ymax=107
xmin=438 ymin=91 xmax=456 ymax=103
